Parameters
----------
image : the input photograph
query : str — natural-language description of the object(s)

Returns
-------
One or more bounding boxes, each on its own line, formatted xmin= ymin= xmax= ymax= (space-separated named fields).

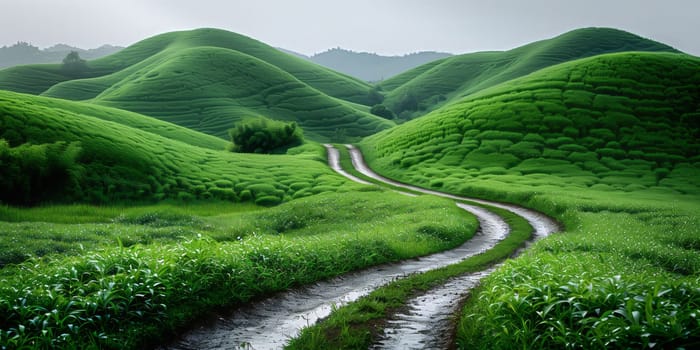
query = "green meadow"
xmin=359 ymin=51 xmax=700 ymax=348
xmin=1 ymin=26 xmax=699 ymax=349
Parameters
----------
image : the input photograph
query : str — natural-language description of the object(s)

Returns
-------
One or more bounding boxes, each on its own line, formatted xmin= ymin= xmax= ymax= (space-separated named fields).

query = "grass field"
xmin=379 ymin=27 xmax=679 ymax=119
xmin=0 ymin=191 xmax=477 ymax=348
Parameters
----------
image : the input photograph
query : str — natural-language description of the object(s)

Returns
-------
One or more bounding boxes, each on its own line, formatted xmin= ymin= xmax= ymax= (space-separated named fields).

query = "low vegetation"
xmin=289 ymin=204 xmax=532 ymax=349
xmin=228 ymin=117 xmax=303 ymax=153
xmin=0 ymin=191 xmax=476 ymax=348
xmin=0 ymin=90 xmax=362 ymax=204
xmin=0 ymin=28 xmax=394 ymax=142
xmin=379 ymin=27 xmax=679 ymax=118
xmin=457 ymin=195 xmax=700 ymax=349
xmin=360 ymin=51 xmax=700 ymax=348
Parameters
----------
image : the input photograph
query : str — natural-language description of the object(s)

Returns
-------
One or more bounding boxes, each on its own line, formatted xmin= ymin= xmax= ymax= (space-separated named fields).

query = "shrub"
xmin=0 ymin=139 xmax=83 ymax=204
xmin=228 ymin=117 xmax=303 ymax=153
xmin=370 ymin=104 xmax=395 ymax=119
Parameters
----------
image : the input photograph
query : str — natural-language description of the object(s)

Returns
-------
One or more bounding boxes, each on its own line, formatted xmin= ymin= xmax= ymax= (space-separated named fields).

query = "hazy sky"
xmin=2 ymin=0 xmax=699 ymax=56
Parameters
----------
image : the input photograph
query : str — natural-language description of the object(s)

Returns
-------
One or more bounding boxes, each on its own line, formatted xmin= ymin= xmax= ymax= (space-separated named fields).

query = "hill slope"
xmin=0 ymin=28 xmax=393 ymax=141
xmin=362 ymin=52 xmax=700 ymax=197
xmin=308 ymin=48 xmax=452 ymax=82
xmin=379 ymin=27 xmax=680 ymax=119
xmin=0 ymin=28 xmax=374 ymax=103
xmin=0 ymin=90 xmax=360 ymax=204
xmin=45 ymin=46 xmax=392 ymax=141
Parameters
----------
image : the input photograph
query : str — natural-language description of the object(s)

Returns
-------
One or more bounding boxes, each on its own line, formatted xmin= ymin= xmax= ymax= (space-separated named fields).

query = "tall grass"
xmin=0 ymin=191 xmax=477 ymax=348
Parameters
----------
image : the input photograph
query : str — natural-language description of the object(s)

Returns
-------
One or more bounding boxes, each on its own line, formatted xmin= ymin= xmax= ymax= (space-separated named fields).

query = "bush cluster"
xmin=228 ymin=117 xmax=303 ymax=153
xmin=0 ymin=139 xmax=83 ymax=204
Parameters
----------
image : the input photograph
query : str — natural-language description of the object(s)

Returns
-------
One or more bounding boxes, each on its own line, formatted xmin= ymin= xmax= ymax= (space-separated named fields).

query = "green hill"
xmin=361 ymin=52 xmax=700 ymax=197
xmin=46 ymin=46 xmax=391 ymax=141
xmin=0 ymin=28 xmax=393 ymax=141
xmin=379 ymin=27 xmax=680 ymax=119
xmin=0 ymin=90 xmax=361 ymax=205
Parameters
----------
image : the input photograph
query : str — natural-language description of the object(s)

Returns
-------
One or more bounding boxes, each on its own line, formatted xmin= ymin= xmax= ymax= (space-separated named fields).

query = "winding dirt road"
xmin=164 ymin=145 xmax=558 ymax=350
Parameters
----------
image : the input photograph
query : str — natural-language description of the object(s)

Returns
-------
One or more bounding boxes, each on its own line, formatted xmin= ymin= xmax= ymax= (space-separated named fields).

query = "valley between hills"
xmin=0 ymin=27 xmax=698 ymax=349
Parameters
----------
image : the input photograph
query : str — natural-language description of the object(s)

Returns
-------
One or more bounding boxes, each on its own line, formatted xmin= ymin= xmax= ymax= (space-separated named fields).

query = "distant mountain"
xmin=306 ymin=48 xmax=452 ymax=82
xmin=0 ymin=42 xmax=123 ymax=69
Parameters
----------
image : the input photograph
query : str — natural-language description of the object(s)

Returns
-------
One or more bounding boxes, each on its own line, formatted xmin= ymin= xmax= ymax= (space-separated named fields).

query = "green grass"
xmin=0 ymin=90 xmax=367 ymax=204
xmin=456 ymin=197 xmax=700 ymax=349
xmin=0 ymin=28 xmax=394 ymax=142
xmin=379 ymin=27 xmax=679 ymax=119
xmin=362 ymin=52 xmax=700 ymax=198
xmin=287 ymin=205 xmax=531 ymax=349
xmin=0 ymin=191 xmax=477 ymax=349
xmin=359 ymin=51 xmax=700 ymax=348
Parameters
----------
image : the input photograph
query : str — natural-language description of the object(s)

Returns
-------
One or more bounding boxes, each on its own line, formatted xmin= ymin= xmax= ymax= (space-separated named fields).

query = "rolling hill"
xmin=0 ymin=28 xmax=393 ymax=142
xmin=0 ymin=90 xmax=362 ymax=205
xmin=378 ymin=27 xmax=681 ymax=119
xmin=361 ymin=51 xmax=700 ymax=198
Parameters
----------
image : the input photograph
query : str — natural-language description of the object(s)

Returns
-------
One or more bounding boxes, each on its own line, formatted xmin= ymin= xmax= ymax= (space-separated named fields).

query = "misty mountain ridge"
xmin=278 ymin=47 xmax=452 ymax=82
xmin=0 ymin=42 xmax=123 ymax=68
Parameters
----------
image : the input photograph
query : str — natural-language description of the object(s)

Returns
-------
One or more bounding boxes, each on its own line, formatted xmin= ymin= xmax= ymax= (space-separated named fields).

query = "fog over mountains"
xmin=0 ymin=42 xmax=123 ymax=68
xmin=280 ymin=47 xmax=452 ymax=82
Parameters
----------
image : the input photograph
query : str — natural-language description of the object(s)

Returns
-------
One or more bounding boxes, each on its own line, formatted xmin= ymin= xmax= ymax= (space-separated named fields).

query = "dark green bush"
xmin=369 ymin=104 xmax=395 ymax=119
xmin=0 ymin=139 xmax=83 ymax=204
xmin=228 ymin=117 xmax=303 ymax=153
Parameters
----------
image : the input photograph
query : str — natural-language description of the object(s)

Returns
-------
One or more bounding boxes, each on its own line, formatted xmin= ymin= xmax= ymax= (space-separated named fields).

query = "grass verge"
xmin=286 ymin=205 xmax=533 ymax=349
xmin=0 ymin=191 xmax=477 ymax=349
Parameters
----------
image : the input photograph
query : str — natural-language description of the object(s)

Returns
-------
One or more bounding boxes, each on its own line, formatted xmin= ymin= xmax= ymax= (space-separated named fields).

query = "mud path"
xmin=164 ymin=145 xmax=558 ymax=349
xmin=343 ymin=144 xmax=559 ymax=349
xmin=163 ymin=151 xmax=511 ymax=349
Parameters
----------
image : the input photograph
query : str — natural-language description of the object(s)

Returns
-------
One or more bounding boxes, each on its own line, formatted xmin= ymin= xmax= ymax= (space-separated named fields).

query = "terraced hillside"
xmin=0 ymin=28 xmax=392 ymax=141
xmin=0 ymin=90 xmax=361 ymax=205
xmin=360 ymin=51 xmax=700 ymax=349
xmin=379 ymin=27 xmax=680 ymax=119
xmin=363 ymin=52 xmax=700 ymax=197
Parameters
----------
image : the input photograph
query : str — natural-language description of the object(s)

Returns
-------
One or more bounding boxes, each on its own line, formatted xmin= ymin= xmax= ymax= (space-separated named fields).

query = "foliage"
xmin=61 ymin=51 xmax=87 ymax=75
xmin=457 ymin=200 xmax=700 ymax=349
xmin=0 ymin=191 xmax=475 ymax=348
xmin=228 ymin=117 xmax=303 ymax=153
xmin=0 ymin=90 xmax=358 ymax=205
xmin=0 ymin=139 xmax=83 ymax=204
xmin=369 ymin=104 xmax=395 ymax=119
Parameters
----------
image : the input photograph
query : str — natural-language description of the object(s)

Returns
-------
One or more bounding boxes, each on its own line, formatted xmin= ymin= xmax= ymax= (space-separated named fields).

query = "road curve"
xmin=343 ymin=144 xmax=560 ymax=349
xmin=162 ymin=149 xmax=511 ymax=350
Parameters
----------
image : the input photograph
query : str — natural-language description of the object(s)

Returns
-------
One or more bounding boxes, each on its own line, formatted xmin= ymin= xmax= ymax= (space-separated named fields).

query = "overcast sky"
xmin=2 ymin=0 xmax=699 ymax=56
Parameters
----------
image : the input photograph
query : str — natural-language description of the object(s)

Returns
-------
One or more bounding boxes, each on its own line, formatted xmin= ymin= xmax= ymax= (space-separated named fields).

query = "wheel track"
xmin=162 ymin=145 xmax=556 ymax=349
xmin=341 ymin=144 xmax=559 ymax=349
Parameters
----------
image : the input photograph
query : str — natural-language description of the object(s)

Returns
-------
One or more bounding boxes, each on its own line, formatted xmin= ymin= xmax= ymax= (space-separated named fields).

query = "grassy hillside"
xmin=0 ymin=28 xmax=393 ymax=141
xmin=362 ymin=51 xmax=700 ymax=349
xmin=379 ymin=27 xmax=680 ymax=119
xmin=363 ymin=52 xmax=700 ymax=196
xmin=43 ymin=46 xmax=392 ymax=141
xmin=0 ymin=28 xmax=373 ymax=103
xmin=0 ymin=90 xmax=227 ymax=150
xmin=0 ymin=90 xmax=363 ymax=205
